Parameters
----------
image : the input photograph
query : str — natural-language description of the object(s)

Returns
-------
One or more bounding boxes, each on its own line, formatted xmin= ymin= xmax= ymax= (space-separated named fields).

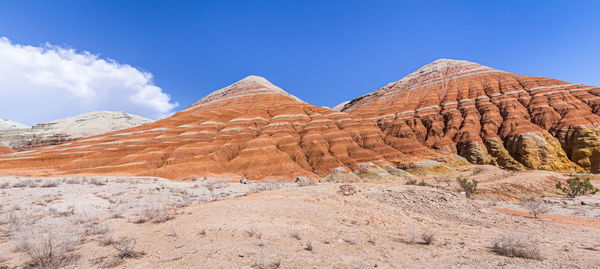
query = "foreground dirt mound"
xmin=339 ymin=59 xmax=600 ymax=173
xmin=0 ymin=76 xmax=439 ymax=180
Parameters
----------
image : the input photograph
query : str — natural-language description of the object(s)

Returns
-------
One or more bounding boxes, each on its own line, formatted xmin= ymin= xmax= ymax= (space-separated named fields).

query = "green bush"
xmin=555 ymin=177 xmax=598 ymax=198
xmin=457 ymin=176 xmax=478 ymax=198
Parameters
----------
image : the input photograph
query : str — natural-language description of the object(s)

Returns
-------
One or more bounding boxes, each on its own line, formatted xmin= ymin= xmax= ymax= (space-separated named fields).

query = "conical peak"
xmin=186 ymin=75 xmax=304 ymax=110
xmin=381 ymin=58 xmax=502 ymax=91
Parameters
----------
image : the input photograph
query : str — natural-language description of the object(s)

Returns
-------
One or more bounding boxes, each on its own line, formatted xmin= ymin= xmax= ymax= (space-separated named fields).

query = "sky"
xmin=0 ymin=0 xmax=599 ymax=125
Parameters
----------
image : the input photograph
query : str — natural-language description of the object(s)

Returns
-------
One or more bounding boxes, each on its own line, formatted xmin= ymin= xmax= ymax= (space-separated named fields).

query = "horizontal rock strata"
xmin=0 ymin=76 xmax=437 ymax=180
xmin=339 ymin=59 xmax=600 ymax=173
xmin=0 ymin=111 xmax=152 ymax=151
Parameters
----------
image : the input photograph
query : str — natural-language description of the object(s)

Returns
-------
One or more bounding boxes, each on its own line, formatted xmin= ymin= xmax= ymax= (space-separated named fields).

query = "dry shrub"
xmin=290 ymin=232 xmax=301 ymax=240
xmin=113 ymin=237 xmax=143 ymax=259
xmin=65 ymin=177 xmax=82 ymax=184
xmin=11 ymin=180 xmax=28 ymax=188
xmin=403 ymin=222 xmax=418 ymax=244
xmin=166 ymin=225 xmax=178 ymax=237
xmin=14 ymin=223 xmax=83 ymax=268
xmin=492 ymin=232 xmax=541 ymax=260
xmin=420 ymin=230 xmax=435 ymax=245
xmin=295 ymin=177 xmax=314 ymax=187
xmin=252 ymin=257 xmax=281 ymax=269
xmin=337 ymin=184 xmax=356 ymax=196
xmin=342 ymin=238 xmax=357 ymax=245
xmin=245 ymin=228 xmax=263 ymax=239
xmin=88 ymin=178 xmax=108 ymax=186
xmin=132 ymin=201 xmax=173 ymax=224
xmin=304 ymin=242 xmax=313 ymax=251
xmin=457 ymin=176 xmax=478 ymax=198
xmin=40 ymin=180 xmax=60 ymax=188
xmin=100 ymin=233 xmax=114 ymax=246
xmin=520 ymin=196 xmax=550 ymax=218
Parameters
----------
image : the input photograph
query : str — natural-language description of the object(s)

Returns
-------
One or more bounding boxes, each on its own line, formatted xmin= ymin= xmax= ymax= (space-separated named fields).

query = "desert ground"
xmin=1 ymin=166 xmax=599 ymax=268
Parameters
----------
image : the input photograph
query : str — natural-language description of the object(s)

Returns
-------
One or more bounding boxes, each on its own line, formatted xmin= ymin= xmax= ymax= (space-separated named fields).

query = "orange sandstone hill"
xmin=0 ymin=76 xmax=439 ymax=180
xmin=337 ymin=59 xmax=600 ymax=173
xmin=0 ymin=145 xmax=14 ymax=155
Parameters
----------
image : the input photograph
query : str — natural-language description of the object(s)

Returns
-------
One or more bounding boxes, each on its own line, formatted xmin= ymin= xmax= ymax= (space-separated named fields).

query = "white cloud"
xmin=0 ymin=37 xmax=178 ymax=125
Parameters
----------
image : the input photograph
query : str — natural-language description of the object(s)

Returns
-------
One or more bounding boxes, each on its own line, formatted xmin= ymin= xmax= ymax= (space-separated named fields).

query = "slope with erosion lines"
xmin=339 ymin=59 xmax=600 ymax=173
xmin=0 ymin=76 xmax=434 ymax=180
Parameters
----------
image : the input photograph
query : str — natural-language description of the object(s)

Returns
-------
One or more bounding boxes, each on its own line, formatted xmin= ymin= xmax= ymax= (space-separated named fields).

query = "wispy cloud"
xmin=0 ymin=37 xmax=178 ymax=125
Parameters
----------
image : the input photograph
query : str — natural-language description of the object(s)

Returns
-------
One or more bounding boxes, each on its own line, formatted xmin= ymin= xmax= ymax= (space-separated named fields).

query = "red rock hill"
xmin=0 ymin=76 xmax=424 ymax=180
xmin=338 ymin=59 xmax=600 ymax=173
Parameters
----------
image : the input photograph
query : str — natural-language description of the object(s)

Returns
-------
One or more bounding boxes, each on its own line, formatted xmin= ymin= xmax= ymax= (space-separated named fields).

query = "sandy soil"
xmin=1 ymin=173 xmax=599 ymax=268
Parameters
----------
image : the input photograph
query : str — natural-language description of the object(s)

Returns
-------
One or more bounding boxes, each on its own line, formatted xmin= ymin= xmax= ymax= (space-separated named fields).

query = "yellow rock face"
xmin=483 ymin=138 xmax=524 ymax=171
xmin=504 ymin=132 xmax=582 ymax=172
xmin=556 ymin=127 xmax=600 ymax=173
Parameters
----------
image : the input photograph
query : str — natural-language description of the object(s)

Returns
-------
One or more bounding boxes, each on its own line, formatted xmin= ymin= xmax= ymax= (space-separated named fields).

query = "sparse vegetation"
xmin=342 ymin=238 xmax=357 ymax=245
xmin=406 ymin=179 xmax=432 ymax=186
xmin=245 ymin=228 xmax=263 ymax=239
xmin=252 ymin=258 xmax=281 ymax=269
xmin=136 ymin=203 xmax=174 ymax=224
xmin=16 ymin=227 xmax=81 ymax=268
xmin=457 ymin=176 xmax=478 ymax=198
xmin=113 ymin=237 xmax=143 ymax=259
xmin=40 ymin=180 xmax=60 ymax=188
xmin=491 ymin=232 xmax=541 ymax=260
xmin=420 ymin=231 xmax=435 ymax=245
xmin=100 ymin=233 xmax=114 ymax=246
xmin=337 ymin=184 xmax=356 ymax=196
xmin=520 ymin=196 xmax=550 ymax=218
xmin=290 ymin=232 xmax=301 ymax=240
xmin=555 ymin=177 xmax=598 ymax=198
xmin=295 ymin=177 xmax=315 ymax=187
xmin=303 ymin=242 xmax=313 ymax=251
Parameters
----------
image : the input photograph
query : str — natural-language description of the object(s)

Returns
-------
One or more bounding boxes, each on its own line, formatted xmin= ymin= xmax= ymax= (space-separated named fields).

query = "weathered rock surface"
xmin=0 ymin=76 xmax=433 ymax=180
xmin=0 ymin=145 xmax=14 ymax=155
xmin=0 ymin=111 xmax=152 ymax=151
xmin=340 ymin=59 xmax=600 ymax=173
xmin=1 ymin=59 xmax=598 ymax=180
xmin=0 ymin=119 xmax=29 ymax=130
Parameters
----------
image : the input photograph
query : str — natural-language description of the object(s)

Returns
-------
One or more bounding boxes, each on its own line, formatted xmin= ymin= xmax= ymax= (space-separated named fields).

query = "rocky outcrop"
xmin=0 ymin=111 xmax=152 ymax=151
xmin=0 ymin=76 xmax=428 ymax=181
xmin=340 ymin=59 xmax=600 ymax=173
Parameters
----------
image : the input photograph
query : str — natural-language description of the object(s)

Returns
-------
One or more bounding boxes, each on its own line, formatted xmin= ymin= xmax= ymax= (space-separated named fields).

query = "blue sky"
xmin=0 ymin=1 xmax=599 ymax=124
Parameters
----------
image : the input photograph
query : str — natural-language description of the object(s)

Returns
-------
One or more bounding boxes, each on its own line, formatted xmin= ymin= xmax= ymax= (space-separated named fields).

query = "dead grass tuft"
xmin=113 ymin=237 xmax=144 ymax=259
xmin=420 ymin=230 xmax=435 ymax=245
xmin=491 ymin=232 xmax=542 ymax=260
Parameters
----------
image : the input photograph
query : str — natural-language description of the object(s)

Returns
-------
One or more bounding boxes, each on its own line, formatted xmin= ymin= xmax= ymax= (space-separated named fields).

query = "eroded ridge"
xmin=341 ymin=59 xmax=600 ymax=173
xmin=0 ymin=76 xmax=429 ymax=180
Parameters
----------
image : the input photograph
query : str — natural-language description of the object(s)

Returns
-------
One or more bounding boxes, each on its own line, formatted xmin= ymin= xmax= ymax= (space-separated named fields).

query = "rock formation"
xmin=0 ymin=145 xmax=14 ymax=155
xmin=0 ymin=60 xmax=598 ymax=180
xmin=339 ymin=59 xmax=600 ymax=173
xmin=0 ymin=76 xmax=432 ymax=180
xmin=0 ymin=111 xmax=152 ymax=151
xmin=0 ymin=119 xmax=29 ymax=130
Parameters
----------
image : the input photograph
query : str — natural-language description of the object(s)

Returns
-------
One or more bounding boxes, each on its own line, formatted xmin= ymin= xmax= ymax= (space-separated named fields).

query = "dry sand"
xmin=0 ymin=168 xmax=599 ymax=268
